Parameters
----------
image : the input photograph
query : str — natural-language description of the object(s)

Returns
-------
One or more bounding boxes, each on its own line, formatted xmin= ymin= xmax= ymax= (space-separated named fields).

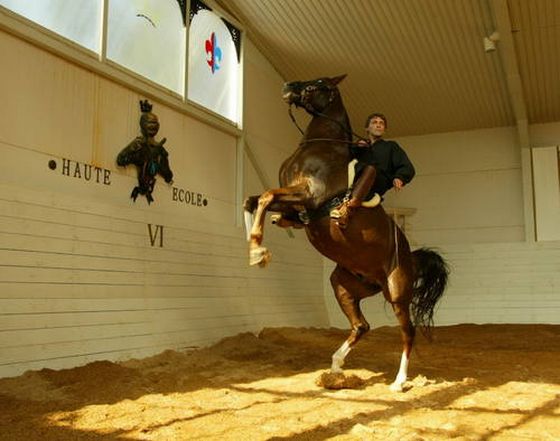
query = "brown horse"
xmin=244 ymin=74 xmax=448 ymax=391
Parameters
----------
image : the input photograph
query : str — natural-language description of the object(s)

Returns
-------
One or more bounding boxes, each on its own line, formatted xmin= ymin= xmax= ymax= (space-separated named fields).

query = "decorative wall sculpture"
xmin=117 ymin=100 xmax=173 ymax=204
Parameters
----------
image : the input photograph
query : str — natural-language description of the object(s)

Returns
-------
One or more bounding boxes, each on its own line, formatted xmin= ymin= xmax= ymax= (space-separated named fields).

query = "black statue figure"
xmin=117 ymin=100 xmax=173 ymax=204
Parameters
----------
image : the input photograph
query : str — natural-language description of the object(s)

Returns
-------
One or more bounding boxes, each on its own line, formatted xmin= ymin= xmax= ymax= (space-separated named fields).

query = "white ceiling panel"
xmin=218 ymin=0 xmax=558 ymax=137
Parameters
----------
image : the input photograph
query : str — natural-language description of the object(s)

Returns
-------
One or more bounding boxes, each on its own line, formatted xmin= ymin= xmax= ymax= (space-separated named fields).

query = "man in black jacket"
xmin=333 ymin=113 xmax=415 ymax=228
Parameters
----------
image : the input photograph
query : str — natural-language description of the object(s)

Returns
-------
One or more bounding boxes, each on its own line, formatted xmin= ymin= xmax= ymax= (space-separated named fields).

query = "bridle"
xmin=287 ymin=82 xmax=366 ymax=145
xmin=300 ymin=82 xmax=337 ymax=113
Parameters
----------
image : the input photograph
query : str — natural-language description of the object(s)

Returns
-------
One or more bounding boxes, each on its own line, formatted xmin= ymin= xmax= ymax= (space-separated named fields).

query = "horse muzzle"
xmin=282 ymin=91 xmax=299 ymax=105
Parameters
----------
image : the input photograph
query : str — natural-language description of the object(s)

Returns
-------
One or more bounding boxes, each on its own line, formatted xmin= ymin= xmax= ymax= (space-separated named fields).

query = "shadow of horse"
xmin=244 ymin=74 xmax=449 ymax=391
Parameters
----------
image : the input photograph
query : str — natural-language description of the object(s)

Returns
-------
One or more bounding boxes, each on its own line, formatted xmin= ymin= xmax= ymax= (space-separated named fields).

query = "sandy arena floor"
xmin=0 ymin=324 xmax=559 ymax=440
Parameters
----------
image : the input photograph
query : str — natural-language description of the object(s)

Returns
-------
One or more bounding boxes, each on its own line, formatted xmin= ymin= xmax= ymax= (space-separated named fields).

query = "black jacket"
xmin=350 ymin=139 xmax=415 ymax=198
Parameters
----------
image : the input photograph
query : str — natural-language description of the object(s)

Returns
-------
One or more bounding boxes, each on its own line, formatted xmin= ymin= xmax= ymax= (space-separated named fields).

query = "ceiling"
xmin=217 ymin=0 xmax=560 ymax=139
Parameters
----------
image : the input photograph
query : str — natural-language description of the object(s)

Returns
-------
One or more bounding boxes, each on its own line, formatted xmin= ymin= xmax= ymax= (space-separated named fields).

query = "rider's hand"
xmin=393 ymin=178 xmax=404 ymax=191
xmin=357 ymin=139 xmax=369 ymax=147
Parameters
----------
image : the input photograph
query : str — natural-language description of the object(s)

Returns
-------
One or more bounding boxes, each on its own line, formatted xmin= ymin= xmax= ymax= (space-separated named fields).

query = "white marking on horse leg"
xmin=331 ymin=340 xmax=351 ymax=373
xmin=390 ymin=351 xmax=409 ymax=392
xmin=243 ymin=210 xmax=254 ymax=241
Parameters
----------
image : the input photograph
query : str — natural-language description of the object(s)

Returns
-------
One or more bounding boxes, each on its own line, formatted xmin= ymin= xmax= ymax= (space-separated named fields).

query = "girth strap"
xmin=304 ymin=191 xmax=351 ymax=222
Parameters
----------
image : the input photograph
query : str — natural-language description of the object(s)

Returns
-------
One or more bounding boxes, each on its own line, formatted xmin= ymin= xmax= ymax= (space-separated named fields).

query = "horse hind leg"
xmin=330 ymin=265 xmax=377 ymax=373
xmin=389 ymin=302 xmax=415 ymax=391
xmin=385 ymin=267 xmax=415 ymax=392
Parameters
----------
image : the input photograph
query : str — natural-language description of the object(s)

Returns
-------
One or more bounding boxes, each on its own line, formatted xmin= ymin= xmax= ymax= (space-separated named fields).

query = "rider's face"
xmin=367 ymin=117 xmax=386 ymax=138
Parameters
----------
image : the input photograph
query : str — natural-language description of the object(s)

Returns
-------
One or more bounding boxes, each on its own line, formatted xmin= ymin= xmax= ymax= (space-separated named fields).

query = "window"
xmin=107 ymin=0 xmax=186 ymax=94
xmin=187 ymin=1 xmax=241 ymax=123
xmin=0 ymin=0 xmax=102 ymax=52
xmin=0 ymin=0 xmax=243 ymax=126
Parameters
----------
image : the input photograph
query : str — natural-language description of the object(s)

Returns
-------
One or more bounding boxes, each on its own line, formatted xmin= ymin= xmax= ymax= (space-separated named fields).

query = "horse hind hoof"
xmin=249 ymin=246 xmax=272 ymax=267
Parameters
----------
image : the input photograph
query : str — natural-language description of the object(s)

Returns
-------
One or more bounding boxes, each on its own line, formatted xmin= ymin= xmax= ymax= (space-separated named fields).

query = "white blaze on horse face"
xmin=331 ymin=340 xmax=351 ymax=373
xmin=390 ymin=351 xmax=409 ymax=392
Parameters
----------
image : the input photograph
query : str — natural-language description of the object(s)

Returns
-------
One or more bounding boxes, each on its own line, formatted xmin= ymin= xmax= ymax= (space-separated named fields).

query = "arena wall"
xmin=0 ymin=29 xmax=327 ymax=378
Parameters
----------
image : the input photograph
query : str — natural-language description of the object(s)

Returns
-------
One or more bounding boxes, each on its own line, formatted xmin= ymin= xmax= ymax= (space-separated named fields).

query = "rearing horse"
xmin=244 ymin=75 xmax=448 ymax=391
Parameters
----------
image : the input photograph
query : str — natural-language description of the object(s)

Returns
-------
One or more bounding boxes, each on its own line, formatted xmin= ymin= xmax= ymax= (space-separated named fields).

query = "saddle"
xmin=271 ymin=159 xmax=380 ymax=228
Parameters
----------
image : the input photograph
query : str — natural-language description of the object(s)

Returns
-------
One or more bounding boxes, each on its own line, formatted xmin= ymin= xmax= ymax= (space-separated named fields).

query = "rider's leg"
xmin=335 ymin=165 xmax=376 ymax=228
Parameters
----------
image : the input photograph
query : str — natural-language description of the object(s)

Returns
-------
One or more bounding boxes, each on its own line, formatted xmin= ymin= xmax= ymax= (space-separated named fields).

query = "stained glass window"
xmin=187 ymin=2 xmax=241 ymax=123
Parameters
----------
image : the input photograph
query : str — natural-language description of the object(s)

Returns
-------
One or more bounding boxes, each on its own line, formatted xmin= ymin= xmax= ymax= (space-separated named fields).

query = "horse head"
xmin=282 ymin=74 xmax=347 ymax=115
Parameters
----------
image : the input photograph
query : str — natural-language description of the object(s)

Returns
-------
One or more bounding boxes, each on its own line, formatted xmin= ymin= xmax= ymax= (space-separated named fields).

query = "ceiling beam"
xmin=491 ymin=0 xmax=535 ymax=241
xmin=490 ymin=0 xmax=529 ymax=148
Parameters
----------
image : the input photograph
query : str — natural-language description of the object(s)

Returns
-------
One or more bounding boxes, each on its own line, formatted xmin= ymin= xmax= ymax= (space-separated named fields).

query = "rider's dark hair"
xmin=365 ymin=113 xmax=387 ymax=128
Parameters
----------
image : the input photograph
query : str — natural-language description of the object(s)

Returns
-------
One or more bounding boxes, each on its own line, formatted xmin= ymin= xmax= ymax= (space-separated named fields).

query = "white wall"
xmin=324 ymin=126 xmax=560 ymax=330
xmin=529 ymin=121 xmax=560 ymax=147
xmin=325 ymin=241 xmax=560 ymax=329
xmin=387 ymin=126 xmax=525 ymax=245
xmin=0 ymin=30 xmax=327 ymax=378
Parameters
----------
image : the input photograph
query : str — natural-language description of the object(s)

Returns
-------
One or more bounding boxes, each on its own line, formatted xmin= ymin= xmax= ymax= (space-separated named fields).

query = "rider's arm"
xmin=391 ymin=142 xmax=415 ymax=184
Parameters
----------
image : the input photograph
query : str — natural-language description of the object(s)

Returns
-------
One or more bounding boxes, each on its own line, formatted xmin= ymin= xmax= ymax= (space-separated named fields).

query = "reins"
xmin=289 ymin=107 xmax=367 ymax=147
xmin=299 ymin=138 xmax=358 ymax=146
xmin=288 ymin=105 xmax=305 ymax=135
xmin=393 ymin=210 xmax=400 ymax=268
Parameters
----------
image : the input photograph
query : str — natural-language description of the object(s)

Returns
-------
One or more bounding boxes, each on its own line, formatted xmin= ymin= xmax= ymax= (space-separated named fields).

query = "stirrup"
xmin=330 ymin=208 xmax=343 ymax=219
xmin=330 ymin=193 xmax=381 ymax=220
xmin=330 ymin=202 xmax=351 ymax=229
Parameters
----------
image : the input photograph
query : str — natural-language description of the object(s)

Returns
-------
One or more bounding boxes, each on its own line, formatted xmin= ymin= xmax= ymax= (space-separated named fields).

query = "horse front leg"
xmin=249 ymin=191 xmax=274 ymax=267
xmin=247 ymin=185 xmax=308 ymax=267
xmin=243 ymin=195 xmax=260 ymax=241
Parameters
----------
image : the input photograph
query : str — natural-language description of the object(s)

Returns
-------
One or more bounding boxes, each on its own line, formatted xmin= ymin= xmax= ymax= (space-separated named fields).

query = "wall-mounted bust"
xmin=117 ymin=100 xmax=173 ymax=204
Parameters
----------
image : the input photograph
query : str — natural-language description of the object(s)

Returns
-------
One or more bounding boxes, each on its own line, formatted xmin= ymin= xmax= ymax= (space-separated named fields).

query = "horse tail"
xmin=410 ymin=248 xmax=449 ymax=338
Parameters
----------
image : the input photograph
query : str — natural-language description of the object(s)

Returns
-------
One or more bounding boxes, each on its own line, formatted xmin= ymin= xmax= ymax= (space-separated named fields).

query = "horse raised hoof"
xmin=249 ymin=246 xmax=272 ymax=267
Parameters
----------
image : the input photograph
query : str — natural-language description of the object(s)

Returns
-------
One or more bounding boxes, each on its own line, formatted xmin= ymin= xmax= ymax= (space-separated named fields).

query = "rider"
xmin=333 ymin=112 xmax=415 ymax=228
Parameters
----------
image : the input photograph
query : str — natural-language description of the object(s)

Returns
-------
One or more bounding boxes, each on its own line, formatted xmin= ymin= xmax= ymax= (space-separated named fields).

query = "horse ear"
xmin=330 ymin=74 xmax=347 ymax=85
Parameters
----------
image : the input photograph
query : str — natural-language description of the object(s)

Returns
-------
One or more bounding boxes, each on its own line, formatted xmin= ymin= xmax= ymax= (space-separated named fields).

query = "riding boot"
xmin=335 ymin=165 xmax=377 ymax=229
